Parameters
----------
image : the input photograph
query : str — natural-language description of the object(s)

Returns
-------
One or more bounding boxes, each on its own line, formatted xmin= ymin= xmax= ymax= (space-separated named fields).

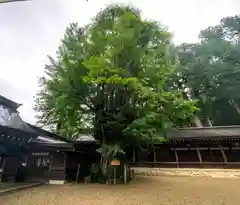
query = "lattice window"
xmin=34 ymin=157 xmax=49 ymax=168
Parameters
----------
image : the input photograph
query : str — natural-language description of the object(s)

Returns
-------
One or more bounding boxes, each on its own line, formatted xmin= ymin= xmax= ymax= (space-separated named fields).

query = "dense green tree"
xmin=177 ymin=15 xmax=240 ymax=126
xmin=34 ymin=5 xmax=196 ymax=177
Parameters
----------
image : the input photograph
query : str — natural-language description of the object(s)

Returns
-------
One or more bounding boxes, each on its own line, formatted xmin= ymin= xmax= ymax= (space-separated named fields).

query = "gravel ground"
xmin=1 ymin=175 xmax=240 ymax=205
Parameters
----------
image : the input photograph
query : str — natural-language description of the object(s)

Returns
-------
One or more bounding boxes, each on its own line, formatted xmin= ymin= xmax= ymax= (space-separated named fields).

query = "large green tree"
xmin=34 ymin=5 xmax=196 ymax=176
xmin=177 ymin=15 xmax=240 ymax=126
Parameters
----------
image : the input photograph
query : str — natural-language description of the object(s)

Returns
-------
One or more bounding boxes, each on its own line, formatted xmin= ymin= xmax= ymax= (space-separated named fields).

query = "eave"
xmin=167 ymin=125 xmax=240 ymax=140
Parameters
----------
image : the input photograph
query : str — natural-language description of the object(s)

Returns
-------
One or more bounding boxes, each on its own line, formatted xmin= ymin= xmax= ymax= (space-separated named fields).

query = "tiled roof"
xmin=167 ymin=126 xmax=240 ymax=139
xmin=76 ymin=134 xmax=96 ymax=142
xmin=0 ymin=95 xmax=21 ymax=110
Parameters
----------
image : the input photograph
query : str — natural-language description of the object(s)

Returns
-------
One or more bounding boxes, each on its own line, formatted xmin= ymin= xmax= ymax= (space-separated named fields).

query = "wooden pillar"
xmin=132 ymin=148 xmax=136 ymax=163
xmin=24 ymin=155 xmax=29 ymax=180
xmin=24 ymin=155 xmax=28 ymax=165
xmin=49 ymin=155 xmax=53 ymax=172
xmin=196 ymin=146 xmax=202 ymax=163
xmin=219 ymin=145 xmax=227 ymax=163
xmin=124 ymin=164 xmax=127 ymax=184
xmin=76 ymin=164 xmax=80 ymax=183
xmin=64 ymin=153 xmax=67 ymax=181
xmin=153 ymin=147 xmax=156 ymax=162
xmin=174 ymin=149 xmax=179 ymax=168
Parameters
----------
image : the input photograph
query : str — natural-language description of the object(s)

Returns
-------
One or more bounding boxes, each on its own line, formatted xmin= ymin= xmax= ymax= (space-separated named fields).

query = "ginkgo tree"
xmin=34 ymin=5 xmax=196 ymax=178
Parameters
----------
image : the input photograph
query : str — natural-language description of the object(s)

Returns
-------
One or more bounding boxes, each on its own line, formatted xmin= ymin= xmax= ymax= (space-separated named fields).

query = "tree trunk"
xmin=100 ymin=155 xmax=109 ymax=176
xmin=193 ymin=116 xmax=203 ymax=127
xmin=229 ymin=99 xmax=240 ymax=115
xmin=100 ymin=125 xmax=109 ymax=176
xmin=206 ymin=117 xmax=213 ymax=127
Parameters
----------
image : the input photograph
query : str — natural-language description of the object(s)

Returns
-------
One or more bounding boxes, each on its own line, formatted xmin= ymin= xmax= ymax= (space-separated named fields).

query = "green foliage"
xmin=96 ymin=144 xmax=125 ymax=159
xmin=177 ymin=15 xmax=240 ymax=126
xmin=34 ymin=4 xmax=196 ymax=153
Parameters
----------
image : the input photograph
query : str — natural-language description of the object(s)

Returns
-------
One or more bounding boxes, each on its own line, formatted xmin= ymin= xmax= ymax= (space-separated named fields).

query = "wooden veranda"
xmin=128 ymin=126 xmax=240 ymax=169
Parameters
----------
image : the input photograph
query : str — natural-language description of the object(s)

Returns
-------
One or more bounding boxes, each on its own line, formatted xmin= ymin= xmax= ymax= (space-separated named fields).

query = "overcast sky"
xmin=0 ymin=0 xmax=239 ymax=124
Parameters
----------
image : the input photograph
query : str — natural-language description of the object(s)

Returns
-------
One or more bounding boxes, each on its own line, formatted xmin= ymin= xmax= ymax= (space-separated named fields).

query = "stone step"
xmin=0 ymin=182 xmax=43 ymax=196
xmin=133 ymin=168 xmax=240 ymax=178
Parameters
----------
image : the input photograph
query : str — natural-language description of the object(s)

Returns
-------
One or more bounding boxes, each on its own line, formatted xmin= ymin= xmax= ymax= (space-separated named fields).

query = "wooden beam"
xmin=219 ymin=145 xmax=227 ymax=163
xmin=132 ymin=148 xmax=136 ymax=163
xmin=173 ymin=149 xmax=179 ymax=168
xmin=49 ymin=155 xmax=53 ymax=171
xmin=153 ymin=147 xmax=156 ymax=162
xmin=174 ymin=147 xmax=230 ymax=151
xmin=196 ymin=146 xmax=202 ymax=163
xmin=232 ymin=147 xmax=240 ymax=150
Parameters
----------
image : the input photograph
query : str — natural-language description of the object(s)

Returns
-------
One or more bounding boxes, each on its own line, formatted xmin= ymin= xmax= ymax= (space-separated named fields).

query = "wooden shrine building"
xmin=0 ymin=95 xmax=99 ymax=183
xmin=128 ymin=126 xmax=240 ymax=169
xmin=4 ymin=92 xmax=240 ymax=184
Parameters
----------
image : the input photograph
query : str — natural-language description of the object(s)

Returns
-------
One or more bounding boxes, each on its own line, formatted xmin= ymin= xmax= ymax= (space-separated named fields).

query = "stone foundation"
xmin=49 ymin=180 xmax=66 ymax=185
xmin=133 ymin=168 xmax=240 ymax=179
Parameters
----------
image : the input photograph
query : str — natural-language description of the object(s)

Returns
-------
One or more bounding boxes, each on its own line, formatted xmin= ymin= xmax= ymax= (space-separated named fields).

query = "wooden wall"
xmin=128 ymin=140 xmax=240 ymax=169
xmin=0 ymin=156 xmax=20 ymax=182
xmin=27 ymin=150 xmax=95 ymax=182
xmin=27 ymin=151 xmax=66 ymax=181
